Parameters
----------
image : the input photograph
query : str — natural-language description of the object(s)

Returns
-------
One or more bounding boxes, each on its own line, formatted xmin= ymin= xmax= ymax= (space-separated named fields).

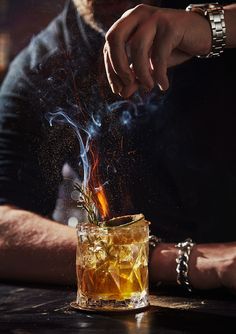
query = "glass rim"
xmin=76 ymin=213 xmax=150 ymax=231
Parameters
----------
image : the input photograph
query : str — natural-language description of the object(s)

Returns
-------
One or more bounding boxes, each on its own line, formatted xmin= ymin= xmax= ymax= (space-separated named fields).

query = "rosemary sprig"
xmin=74 ymin=182 xmax=100 ymax=226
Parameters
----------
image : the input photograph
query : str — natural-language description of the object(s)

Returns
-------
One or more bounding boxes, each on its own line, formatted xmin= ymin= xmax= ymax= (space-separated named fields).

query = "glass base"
xmin=72 ymin=293 xmax=149 ymax=312
xmin=70 ymin=301 xmax=150 ymax=313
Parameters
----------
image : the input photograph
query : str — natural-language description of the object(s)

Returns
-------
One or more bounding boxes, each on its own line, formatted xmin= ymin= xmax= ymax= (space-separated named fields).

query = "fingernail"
xmin=111 ymin=84 xmax=122 ymax=95
xmin=158 ymin=83 xmax=164 ymax=91
xmin=110 ymin=84 xmax=116 ymax=94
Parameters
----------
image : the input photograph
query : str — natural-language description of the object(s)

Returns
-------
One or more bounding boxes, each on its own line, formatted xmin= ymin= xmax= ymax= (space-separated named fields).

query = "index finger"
xmin=105 ymin=12 xmax=140 ymax=86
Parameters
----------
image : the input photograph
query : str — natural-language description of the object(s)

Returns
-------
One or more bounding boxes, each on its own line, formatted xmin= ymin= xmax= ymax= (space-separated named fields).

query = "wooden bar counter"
xmin=1 ymin=282 xmax=236 ymax=333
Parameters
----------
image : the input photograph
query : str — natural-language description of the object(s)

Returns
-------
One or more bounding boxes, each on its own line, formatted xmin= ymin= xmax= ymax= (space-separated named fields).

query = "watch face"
xmin=187 ymin=3 xmax=219 ymax=9
xmin=186 ymin=3 xmax=220 ymax=12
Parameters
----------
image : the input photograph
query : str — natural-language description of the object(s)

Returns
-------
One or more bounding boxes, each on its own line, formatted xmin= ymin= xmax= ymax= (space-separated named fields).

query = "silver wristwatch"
xmin=186 ymin=3 xmax=226 ymax=58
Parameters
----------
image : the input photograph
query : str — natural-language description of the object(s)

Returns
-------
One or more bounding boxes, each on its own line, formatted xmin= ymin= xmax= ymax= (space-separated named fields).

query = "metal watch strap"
xmin=175 ymin=238 xmax=195 ymax=292
xmin=186 ymin=3 xmax=226 ymax=58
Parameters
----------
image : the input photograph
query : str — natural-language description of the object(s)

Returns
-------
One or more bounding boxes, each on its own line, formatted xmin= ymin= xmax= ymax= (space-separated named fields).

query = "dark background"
xmin=0 ymin=0 xmax=66 ymax=81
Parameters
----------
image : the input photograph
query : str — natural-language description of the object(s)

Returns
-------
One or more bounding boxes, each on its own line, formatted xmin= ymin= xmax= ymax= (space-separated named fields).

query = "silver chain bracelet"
xmin=149 ymin=234 xmax=162 ymax=249
xmin=175 ymin=238 xmax=195 ymax=292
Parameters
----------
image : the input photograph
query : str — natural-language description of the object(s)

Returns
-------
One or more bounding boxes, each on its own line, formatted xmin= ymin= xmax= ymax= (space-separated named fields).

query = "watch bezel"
xmin=186 ymin=3 xmax=220 ymax=15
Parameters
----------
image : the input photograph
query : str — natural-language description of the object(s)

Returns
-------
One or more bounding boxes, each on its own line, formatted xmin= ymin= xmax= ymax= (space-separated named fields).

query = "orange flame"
xmin=90 ymin=147 xmax=110 ymax=220
xmin=96 ymin=184 xmax=110 ymax=220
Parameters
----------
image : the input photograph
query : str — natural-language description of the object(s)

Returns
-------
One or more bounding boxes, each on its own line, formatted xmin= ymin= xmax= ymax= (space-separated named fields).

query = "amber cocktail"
xmin=75 ymin=214 xmax=150 ymax=311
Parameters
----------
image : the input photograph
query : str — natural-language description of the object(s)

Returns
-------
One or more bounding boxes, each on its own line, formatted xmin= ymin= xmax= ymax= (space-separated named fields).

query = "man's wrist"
xmin=223 ymin=4 xmax=236 ymax=48
xmin=149 ymin=242 xmax=222 ymax=290
xmin=149 ymin=243 xmax=178 ymax=284
xmin=186 ymin=3 xmax=226 ymax=57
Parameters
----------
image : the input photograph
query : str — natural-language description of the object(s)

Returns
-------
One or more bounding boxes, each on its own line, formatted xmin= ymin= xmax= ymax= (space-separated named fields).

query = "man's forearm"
xmin=0 ymin=205 xmax=77 ymax=286
xmin=149 ymin=241 xmax=236 ymax=291
xmin=224 ymin=4 xmax=236 ymax=48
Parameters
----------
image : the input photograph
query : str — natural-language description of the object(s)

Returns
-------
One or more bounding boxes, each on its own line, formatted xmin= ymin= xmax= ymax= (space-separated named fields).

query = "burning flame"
xmin=90 ymin=148 xmax=110 ymax=221
xmin=96 ymin=184 xmax=110 ymax=220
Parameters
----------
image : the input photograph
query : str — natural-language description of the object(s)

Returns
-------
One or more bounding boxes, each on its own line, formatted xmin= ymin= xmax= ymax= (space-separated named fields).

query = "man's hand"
xmin=103 ymin=4 xmax=212 ymax=97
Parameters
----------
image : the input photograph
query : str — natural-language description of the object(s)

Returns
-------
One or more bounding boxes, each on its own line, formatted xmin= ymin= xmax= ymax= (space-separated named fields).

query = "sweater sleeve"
xmin=0 ymin=34 xmax=65 ymax=217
